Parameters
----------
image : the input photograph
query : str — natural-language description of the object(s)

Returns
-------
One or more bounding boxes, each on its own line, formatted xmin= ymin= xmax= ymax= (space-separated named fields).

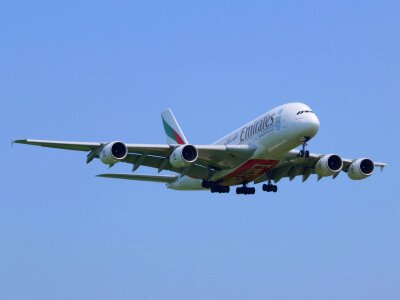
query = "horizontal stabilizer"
xmin=97 ymin=173 xmax=178 ymax=183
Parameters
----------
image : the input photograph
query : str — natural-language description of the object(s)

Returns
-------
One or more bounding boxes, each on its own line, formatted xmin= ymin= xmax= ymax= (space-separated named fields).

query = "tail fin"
xmin=161 ymin=109 xmax=189 ymax=145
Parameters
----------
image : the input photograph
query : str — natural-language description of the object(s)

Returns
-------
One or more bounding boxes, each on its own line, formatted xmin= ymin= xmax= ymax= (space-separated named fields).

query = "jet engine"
xmin=170 ymin=144 xmax=198 ymax=168
xmin=347 ymin=158 xmax=374 ymax=180
xmin=100 ymin=141 xmax=128 ymax=165
xmin=315 ymin=154 xmax=343 ymax=177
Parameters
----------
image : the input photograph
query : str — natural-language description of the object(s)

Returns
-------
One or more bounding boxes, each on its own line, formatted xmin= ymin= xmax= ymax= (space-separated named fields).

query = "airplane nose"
xmin=299 ymin=114 xmax=320 ymax=138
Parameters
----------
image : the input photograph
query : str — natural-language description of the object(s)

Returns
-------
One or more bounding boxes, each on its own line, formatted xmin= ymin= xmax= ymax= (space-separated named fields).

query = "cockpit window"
xmin=297 ymin=110 xmax=314 ymax=115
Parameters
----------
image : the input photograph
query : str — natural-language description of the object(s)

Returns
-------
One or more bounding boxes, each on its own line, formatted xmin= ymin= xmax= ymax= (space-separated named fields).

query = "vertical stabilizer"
xmin=161 ymin=109 xmax=189 ymax=145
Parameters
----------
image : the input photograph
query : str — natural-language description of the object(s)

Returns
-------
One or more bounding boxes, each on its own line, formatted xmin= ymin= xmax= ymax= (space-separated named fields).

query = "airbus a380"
xmin=15 ymin=103 xmax=387 ymax=195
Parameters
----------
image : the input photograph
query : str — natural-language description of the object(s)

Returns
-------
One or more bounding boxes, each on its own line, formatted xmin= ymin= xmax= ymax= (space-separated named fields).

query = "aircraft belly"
xmin=220 ymin=159 xmax=279 ymax=186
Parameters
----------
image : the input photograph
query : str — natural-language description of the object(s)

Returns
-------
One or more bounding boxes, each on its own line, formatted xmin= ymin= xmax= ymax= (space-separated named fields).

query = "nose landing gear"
xmin=298 ymin=137 xmax=310 ymax=158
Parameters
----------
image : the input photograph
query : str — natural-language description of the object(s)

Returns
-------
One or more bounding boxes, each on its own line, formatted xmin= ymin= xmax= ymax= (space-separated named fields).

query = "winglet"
xmin=161 ymin=109 xmax=188 ymax=145
xmin=13 ymin=139 xmax=28 ymax=145
xmin=376 ymin=163 xmax=388 ymax=172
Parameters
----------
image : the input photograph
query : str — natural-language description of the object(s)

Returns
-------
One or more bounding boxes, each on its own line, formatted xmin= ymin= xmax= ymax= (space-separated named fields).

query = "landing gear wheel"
xmin=262 ymin=184 xmax=271 ymax=192
xmin=236 ymin=184 xmax=256 ymax=195
xmin=263 ymin=181 xmax=278 ymax=193
xmin=298 ymin=137 xmax=311 ymax=157
xmin=202 ymin=180 xmax=210 ymax=188
xmin=210 ymin=184 xmax=230 ymax=194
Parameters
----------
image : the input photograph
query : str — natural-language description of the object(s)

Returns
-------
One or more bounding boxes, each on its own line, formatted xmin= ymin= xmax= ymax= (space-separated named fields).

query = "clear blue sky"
xmin=1 ymin=1 xmax=399 ymax=299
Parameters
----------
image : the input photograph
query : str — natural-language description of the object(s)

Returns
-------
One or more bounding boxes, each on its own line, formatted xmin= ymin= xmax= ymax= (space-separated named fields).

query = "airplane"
xmin=14 ymin=102 xmax=387 ymax=195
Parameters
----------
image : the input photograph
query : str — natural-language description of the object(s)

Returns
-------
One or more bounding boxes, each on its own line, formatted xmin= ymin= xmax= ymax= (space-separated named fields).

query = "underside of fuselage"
xmin=218 ymin=159 xmax=279 ymax=186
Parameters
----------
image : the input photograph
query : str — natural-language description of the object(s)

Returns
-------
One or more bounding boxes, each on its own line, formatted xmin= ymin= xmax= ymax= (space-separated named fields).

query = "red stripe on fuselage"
xmin=221 ymin=159 xmax=279 ymax=186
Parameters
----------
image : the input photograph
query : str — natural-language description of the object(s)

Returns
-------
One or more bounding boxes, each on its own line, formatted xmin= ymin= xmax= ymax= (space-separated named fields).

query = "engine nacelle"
xmin=315 ymin=154 xmax=343 ymax=177
xmin=170 ymin=144 xmax=198 ymax=168
xmin=100 ymin=141 xmax=128 ymax=165
xmin=347 ymin=158 xmax=374 ymax=180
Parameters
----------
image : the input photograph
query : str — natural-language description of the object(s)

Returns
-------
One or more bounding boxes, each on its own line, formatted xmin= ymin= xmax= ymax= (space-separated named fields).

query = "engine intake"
xmin=348 ymin=158 xmax=374 ymax=180
xmin=100 ymin=141 xmax=128 ymax=165
xmin=170 ymin=144 xmax=198 ymax=168
xmin=315 ymin=154 xmax=343 ymax=177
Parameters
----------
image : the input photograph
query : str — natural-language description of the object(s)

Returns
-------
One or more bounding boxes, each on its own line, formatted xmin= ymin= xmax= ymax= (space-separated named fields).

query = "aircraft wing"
xmin=14 ymin=139 xmax=256 ymax=180
xmin=254 ymin=150 xmax=387 ymax=183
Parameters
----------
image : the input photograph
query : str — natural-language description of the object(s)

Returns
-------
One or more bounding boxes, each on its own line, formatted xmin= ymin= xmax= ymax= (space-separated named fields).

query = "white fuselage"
xmin=168 ymin=103 xmax=320 ymax=190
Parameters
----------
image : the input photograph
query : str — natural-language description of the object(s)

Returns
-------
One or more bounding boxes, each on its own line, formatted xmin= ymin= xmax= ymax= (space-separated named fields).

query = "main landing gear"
xmin=262 ymin=181 xmax=278 ymax=193
xmin=298 ymin=137 xmax=310 ymax=158
xmin=203 ymin=180 xmax=230 ymax=194
xmin=211 ymin=186 xmax=230 ymax=193
xmin=203 ymin=180 xmax=279 ymax=195
xmin=236 ymin=184 xmax=256 ymax=195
